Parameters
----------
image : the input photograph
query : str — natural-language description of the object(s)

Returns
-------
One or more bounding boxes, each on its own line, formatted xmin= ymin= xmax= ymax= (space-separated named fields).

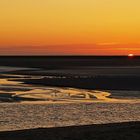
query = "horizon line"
xmin=0 ymin=55 xmax=140 ymax=57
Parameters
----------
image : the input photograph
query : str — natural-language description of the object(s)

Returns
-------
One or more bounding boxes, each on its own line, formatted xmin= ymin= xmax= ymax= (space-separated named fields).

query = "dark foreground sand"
xmin=0 ymin=122 xmax=140 ymax=140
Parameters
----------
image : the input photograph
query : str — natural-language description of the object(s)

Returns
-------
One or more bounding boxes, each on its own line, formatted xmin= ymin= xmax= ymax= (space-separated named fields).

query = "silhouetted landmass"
xmin=0 ymin=122 xmax=140 ymax=140
xmin=0 ymin=56 xmax=140 ymax=69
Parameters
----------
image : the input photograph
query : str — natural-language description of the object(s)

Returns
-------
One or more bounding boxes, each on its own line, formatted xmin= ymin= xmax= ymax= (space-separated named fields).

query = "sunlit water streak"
xmin=0 ymin=73 xmax=140 ymax=103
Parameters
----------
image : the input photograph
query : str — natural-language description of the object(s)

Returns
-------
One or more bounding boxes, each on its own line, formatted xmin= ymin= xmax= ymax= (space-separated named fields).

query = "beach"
xmin=0 ymin=102 xmax=140 ymax=132
xmin=0 ymin=56 xmax=140 ymax=139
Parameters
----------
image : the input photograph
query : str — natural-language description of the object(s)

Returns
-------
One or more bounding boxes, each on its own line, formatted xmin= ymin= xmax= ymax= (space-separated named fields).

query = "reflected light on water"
xmin=0 ymin=79 xmax=22 ymax=85
xmin=0 ymin=72 xmax=140 ymax=103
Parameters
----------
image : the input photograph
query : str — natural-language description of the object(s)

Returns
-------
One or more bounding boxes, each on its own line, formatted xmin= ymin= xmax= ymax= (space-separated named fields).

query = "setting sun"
xmin=128 ymin=54 xmax=134 ymax=57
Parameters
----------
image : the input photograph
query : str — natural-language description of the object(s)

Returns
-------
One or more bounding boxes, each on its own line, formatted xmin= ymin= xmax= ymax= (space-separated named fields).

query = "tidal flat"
xmin=0 ymin=57 xmax=140 ymax=136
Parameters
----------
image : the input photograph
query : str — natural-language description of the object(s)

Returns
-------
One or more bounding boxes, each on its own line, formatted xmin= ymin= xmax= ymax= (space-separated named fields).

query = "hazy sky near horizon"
xmin=0 ymin=0 xmax=140 ymax=55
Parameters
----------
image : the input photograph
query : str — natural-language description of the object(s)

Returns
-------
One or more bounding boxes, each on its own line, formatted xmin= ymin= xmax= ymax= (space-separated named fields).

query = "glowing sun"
xmin=128 ymin=54 xmax=134 ymax=57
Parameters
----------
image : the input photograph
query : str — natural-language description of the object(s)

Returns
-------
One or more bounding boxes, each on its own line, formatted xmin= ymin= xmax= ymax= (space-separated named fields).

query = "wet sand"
xmin=0 ymin=57 xmax=140 ymax=139
xmin=0 ymin=65 xmax=140 ymax=132
xmin=0 ymin=77 xmax=140 ymax=132
xmin=0 ymin=72 xmax=140 ymax=103
xmin=0 ymin=102 xmax=140 ymax=131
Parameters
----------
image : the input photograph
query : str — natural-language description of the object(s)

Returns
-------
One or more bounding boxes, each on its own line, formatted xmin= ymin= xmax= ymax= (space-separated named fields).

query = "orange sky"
xmin=0 ymin=0 xmax=140 ymax=55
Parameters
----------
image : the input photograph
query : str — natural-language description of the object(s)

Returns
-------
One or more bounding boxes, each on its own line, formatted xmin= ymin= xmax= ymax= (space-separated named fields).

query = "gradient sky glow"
xmin=1 ymin=0 xmax=140 ymax=55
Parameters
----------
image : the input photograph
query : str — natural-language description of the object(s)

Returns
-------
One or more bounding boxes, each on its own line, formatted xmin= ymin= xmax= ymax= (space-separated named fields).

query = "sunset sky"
xmin=0 ymin=0 xmax=140 ymax=55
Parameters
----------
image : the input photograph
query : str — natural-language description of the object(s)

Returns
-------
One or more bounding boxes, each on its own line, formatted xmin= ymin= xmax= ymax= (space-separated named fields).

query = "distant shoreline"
xmin=0 ymin=55 xmax=140 ymax=57
xmin=1 ymin=56 xmax=140 ymax=69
